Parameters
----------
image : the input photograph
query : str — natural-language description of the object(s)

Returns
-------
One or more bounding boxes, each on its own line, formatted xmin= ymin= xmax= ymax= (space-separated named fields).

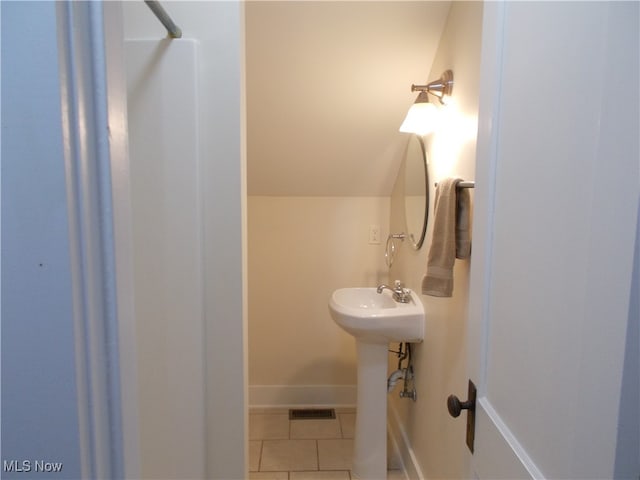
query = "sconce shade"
xmin=400 ymin=70 xmax=453 ymax=135
xmin=399 ymin=91 xmax=438 ymax=135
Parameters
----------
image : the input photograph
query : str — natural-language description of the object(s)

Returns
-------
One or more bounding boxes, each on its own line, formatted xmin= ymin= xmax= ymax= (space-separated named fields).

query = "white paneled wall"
xmin=126 ymin=39 xmax=205 ymax=479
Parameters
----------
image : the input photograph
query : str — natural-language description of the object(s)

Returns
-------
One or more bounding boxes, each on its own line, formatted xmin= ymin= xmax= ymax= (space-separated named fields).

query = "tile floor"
xmin=249 ymin=409 xmax=406 ymax=480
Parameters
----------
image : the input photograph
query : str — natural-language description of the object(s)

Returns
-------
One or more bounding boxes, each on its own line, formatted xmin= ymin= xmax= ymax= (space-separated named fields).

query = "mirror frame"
xmin=404 ymin=135 xmax=429 ymax=250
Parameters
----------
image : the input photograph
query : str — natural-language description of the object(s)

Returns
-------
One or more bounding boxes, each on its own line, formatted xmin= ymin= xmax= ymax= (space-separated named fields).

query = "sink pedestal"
xmin=328 ymin=287 xmax=425 ymax=479
xmin=352 ymin=340 xmax=388 ymax=480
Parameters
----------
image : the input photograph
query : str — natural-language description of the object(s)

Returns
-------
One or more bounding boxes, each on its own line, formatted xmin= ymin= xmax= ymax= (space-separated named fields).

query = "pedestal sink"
xmin=328 ymin=287 xmax=424 ymax=480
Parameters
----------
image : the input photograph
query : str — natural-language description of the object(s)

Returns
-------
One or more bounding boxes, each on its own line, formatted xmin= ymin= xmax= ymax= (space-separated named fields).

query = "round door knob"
xmin=447 ymin=394 xmax=473 ymax=418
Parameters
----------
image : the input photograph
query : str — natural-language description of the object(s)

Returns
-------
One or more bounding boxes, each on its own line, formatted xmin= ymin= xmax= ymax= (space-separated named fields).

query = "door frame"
xmin=57 ymin=1 xmax=140 ymax=477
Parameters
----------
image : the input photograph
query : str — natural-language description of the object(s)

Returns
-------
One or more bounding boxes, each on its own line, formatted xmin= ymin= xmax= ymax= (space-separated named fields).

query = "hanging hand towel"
xmin=456 ymin=183 xmax=471 ymax=260
xmin=422 ymin=178 xmax=470 ymax=297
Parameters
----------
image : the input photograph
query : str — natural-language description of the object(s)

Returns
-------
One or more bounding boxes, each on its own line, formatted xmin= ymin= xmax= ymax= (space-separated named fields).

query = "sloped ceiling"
xmin=246 ymin=1 xmax=451 ymax=196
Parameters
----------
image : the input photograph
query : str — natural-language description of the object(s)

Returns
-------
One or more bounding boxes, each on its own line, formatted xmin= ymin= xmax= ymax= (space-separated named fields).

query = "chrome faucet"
xmin=377 ymin=280 xmax=412 ymax=303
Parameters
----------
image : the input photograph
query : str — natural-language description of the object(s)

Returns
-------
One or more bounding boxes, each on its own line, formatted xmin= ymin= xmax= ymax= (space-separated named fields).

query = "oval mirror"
xmin=403 ymin=135 xmax=429 ymax=249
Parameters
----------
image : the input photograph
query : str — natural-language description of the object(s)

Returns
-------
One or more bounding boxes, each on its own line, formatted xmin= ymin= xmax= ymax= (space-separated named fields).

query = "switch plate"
xmin=369 ymin=225 xmax=381 ymax=244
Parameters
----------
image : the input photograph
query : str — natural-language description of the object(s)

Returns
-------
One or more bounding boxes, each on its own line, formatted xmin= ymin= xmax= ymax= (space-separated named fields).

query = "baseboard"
xmin=388 ymin=402 xmax=425 ymax=480
xmin=249 ymin=385 xmax=357 ymax=408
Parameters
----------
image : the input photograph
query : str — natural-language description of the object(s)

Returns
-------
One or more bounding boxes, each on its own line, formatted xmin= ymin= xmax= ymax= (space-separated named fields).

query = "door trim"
xmin=57 ymin=1 xmax=139 ymax=477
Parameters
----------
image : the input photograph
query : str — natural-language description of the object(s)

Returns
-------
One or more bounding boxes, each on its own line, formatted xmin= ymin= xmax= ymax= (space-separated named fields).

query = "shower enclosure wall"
xmin=122 ymin=2 xmax=246 ymax=478
xmin=126 ymin=37 xmax=205 ymax=479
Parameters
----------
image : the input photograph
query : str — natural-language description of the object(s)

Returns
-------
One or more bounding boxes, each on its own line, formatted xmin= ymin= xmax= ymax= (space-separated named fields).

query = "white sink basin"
xmin=329 ymin=287 xmax=424 ymax=344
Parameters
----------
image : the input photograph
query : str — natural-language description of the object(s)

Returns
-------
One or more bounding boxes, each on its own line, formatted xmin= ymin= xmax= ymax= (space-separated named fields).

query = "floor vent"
xmin=289 ymin=408 xmax=336 ymax=420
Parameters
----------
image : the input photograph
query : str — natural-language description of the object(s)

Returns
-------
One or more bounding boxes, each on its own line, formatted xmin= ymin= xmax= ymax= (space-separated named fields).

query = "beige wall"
xmin=248 ymin=196 xmax=389 ymax=404
xmin=245 ymin=1 xmax=451 ymax=197
xmin=388 ymin=2 xmax=483 ymax=478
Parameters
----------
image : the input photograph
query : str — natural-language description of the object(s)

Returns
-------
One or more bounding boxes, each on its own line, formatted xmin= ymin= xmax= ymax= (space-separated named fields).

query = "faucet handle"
xmin=394 ymin=280 xmax=403 ymax=289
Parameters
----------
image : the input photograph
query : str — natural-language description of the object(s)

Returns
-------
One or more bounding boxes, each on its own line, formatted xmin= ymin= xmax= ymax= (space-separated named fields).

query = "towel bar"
xmin=434 ymin=181 xmax=475 ymax=188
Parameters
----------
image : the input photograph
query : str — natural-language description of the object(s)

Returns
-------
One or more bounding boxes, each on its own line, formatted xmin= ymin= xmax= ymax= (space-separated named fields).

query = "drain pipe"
xmin=387 ymin=342 xmax=418 ymax=401
xmin=387 ymin=368 xmax=405 ymax=392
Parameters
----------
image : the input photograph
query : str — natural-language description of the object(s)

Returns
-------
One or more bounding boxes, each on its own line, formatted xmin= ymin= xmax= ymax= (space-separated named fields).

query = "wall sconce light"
xmin=399 ymin=70 xmax=454 ymax=135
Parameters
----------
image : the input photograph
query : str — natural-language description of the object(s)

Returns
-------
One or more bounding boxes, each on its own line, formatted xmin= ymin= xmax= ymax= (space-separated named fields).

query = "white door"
xmin=460 ymin=2 xmax=640 ymax=479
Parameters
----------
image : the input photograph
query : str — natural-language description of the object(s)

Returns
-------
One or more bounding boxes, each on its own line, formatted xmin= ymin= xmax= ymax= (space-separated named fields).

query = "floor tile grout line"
xmin=249 ymin=412 xmax=367 ymax=479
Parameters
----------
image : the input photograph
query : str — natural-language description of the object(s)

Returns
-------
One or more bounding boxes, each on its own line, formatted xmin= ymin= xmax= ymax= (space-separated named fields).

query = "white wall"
xmin=248 ymin=196 xmax=389 ymax=406
xmin=387 ymin=3 xmax=483 ymax=478
xmin=1 ymin=2 xmax=82 ymax=477
xmin=123 ymin=2 xmax=246 ymax=479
